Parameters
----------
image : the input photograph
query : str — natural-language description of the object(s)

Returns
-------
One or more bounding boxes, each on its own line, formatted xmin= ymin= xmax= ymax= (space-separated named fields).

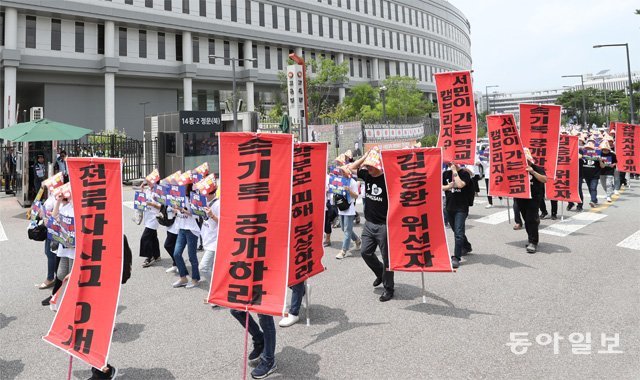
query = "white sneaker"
xmin=278 ymin=314 xmax=300 ymax=327
xmin=165 ymin=266 xmax=178 ymax=273
xmin=606 ymin=197 xmax=612 ymax=203
xmin=614 ymin=190 xmax=619 ymax=195
xmin=172 ymin=279 xmax=188 ymax=288
xmin=355 ymin=238 xmax=362 ymax=250
xmin=186 ymin=280 xmax=200 ymax=289
xmin=336 ymin=250 xmax=346 ymax=259
xmin=485 ymin=204 xmax=493 ymax=209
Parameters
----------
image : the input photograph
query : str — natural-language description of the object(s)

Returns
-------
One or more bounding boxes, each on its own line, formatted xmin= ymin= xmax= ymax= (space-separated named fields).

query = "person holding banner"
xmin=229 ymin=309 xmax=277 ymax=378
xmin=171 ymin=185 xmax=202 ymax=289
xmin=346 ymin=148 xmax=395 ymax=302
xmin=335 ymin=167 xmax=362 ymax=260
xmin=598 ymin=142 xmax=617 ymax=203
xmin=442 ymin=163 xmax=473 ymax=269
xmin=515 ymin=148 xmax=547 ymax=254
xmin=140 ymin=181 xmax=162 ymax=267
xmin=581 ymin=141 xmax=601 ymax=208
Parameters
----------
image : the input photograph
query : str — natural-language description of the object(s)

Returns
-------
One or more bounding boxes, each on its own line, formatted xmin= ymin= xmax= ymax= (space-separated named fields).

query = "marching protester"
xmin=334 ymin=167 xmax=362 ymax=260
xmin=198 ymin=184 xmax=220 ymax=283
xmin=54 ymin=150 xmax=69 ymax=183
xmin=598 ymin=141 xmax=617 ymax=202
xmin=442 ymin=162 xmax=473 ymax=269
xmin=33 ymin=154 xmax=47 ymax=192
xmin=279 ymin=282 xmax=306 ymax=328
xmin=229 ymin=309 xmax=277 ymax=379
xmin=37 ymin=185 xmax=57 ymax=293
xmin=323 ymin=172 xmax=338 ymax=247
xmin=163 ymin=206 xmax=180 ymax=274
xmin=171 ymin=184 xmax=202 ymax=289
xmin=346 ymin=149 xmax=394 ymax=302
xmin=49 ymin=184 xmax=76 ymax=303
xmin=3 ymin=145 xmax=16 ymax=194
xmin=515 ymin=148 xmax=547 ymax=254
xmin=139 ymin=181 xmax=161 ymax=267
xmin=581 ymin=140 xmax=601 ymax=208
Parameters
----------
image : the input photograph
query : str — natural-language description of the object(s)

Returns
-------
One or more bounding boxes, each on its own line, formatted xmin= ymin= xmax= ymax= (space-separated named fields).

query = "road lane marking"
xmin=123 ymin=201 xmax=135 ymax=210
xmin=617 ymin=230 xmax=640 ymax=251
xmin=540 ymin=212 xmax=607 ymax=237
xmin=475 ymin=210 xmax=511 ymax=225
xmin=0 ymin=220 xmax=7 ymax=242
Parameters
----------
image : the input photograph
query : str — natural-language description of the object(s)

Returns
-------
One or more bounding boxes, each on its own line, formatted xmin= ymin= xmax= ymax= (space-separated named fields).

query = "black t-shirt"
xmin=529 ymin=164 xmax=546 ymax=200
xmin=358 ymin=169 xmax=388 ymax=224
xmin=599 ymin=151 xmax=617 ymax=176
xmin=581 ymin=149 xmax=601 ymax=179
xmin=442 ymin=169 xmax=472 ymax=213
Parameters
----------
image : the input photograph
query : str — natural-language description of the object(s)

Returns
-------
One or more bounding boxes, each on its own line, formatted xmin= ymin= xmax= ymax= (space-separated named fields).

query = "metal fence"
xmin=58 ymin=135 xmax=158 ymax=183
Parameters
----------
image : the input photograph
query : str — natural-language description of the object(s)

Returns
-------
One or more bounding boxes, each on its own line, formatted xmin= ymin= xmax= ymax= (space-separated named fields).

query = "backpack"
xmin=333 ymin=193 xmax=351 ymax=211
xmin=156 ymin=204 xmax=176 ymax=227
xmin=122 ymin=235 xmax=132 ymax=284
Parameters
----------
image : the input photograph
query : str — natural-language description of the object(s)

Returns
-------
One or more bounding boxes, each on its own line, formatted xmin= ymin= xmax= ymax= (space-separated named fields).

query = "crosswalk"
xmin=0 ymin=220 xmax=7 ymax=242
xmin=617 ymin=230 xmax=640 ymax=251
xmin=539 ymin=212 xmax=607 ymax=237
xmin=475 ymin=210 xmax=511 ymax=225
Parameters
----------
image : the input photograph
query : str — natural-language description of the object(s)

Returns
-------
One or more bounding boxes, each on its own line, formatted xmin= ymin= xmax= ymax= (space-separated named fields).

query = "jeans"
xmin=340 ymin=215 xmax=358 ymax=251
xmin=587 ymin=177 xmax=599 ymax=203
xmin=614 ymin=170 xmax=626 ymax=190
xmin=173 ymin=229 xmax=200 ymax=281
xmin=445 ymin=209 xmax=471 ymax=259
xmin=360 ymin=221 xmax=394 ymax=292
xmin=515 ymin=198 xmax=540 ymax=245
xmin=44 ymin=239 xmax=57 ymax=281
xmin=199 ymin=250 xmax=215 ymax=282
xmin=600 ymin=175 xmax=614 ymax=197
xmin=289 ymin=282 xmax=306 ymax=316
xmin=230 ymin=311 xmax=276 ymax=362
xmin=164 ymin=232 xmax=178 ymax=266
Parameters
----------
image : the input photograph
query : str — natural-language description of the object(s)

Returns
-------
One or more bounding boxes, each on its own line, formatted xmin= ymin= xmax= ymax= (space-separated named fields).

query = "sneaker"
xmin=323 ymin=241 xmax=331 ymax=247
xmin=451 ymin=256 xmax=460 ymax=269
xmin=172 ymin=279 xmax=188 ymax=288
xmin=372 ymin=276 xmax=383 ymax=287
xmin=551 ymin=215 xmax=557 ymax=220
xmin=142 ymin=258 xmax=154 ymax=268
xmin=278 ymin=314 xmax=300 ymax=327
xmin=576 ymin=206 xmax=583 ymax=212
xmin=248 ymin=342 xmax=264 ymax=361
xmin=589 ymin=202 xmax=596 ymax=208
xmin=185 ymin=280 xmax=200 ymax=289
xmin=41 ymin=295 xmax=52 ymax=306
xmin=540 ymin=212 xmax=548 ymax=219
xmin=336 ymin=250 xmax=346 ymax=259
xmin=379 ymin=290 xmax=394 ymax=302
xmin=614 ymin=190 xmax=620 ymax=195
xmin=88 ymin=365 xmax=118 ymax=380
xmin=606 ymin=197 xmax=612 ymax=203
xmin=251 ymin=359 xmax=277 ymax=379
xmin=355 ymin=238 xmax=362 ymax=250
xmin=462 ymin=246 xmax=473 ymax=256
xmin=485 ymin=204 xmax=493 ymax=209
xmin=526 ymin=243 xmax=537 ymax=254
xmin=165 ymin=266 xmax=178 ymax=273
xmin=513 ymin=223 xmax=523 ymax=230
xmin=566 ymin=204 xmax=574 ymax=211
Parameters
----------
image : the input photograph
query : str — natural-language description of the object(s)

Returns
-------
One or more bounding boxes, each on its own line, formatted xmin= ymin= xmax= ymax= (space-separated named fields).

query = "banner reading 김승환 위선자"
xmin=546 ymin=134 xmax=581 ymax=203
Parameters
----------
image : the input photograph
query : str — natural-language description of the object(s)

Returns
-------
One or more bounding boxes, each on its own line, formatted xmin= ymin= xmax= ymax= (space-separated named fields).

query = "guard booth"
xmin=144 ymin=110 xmax=258 ymax=177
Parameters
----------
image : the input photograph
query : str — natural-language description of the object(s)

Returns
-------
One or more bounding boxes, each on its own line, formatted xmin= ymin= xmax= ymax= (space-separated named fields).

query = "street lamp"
xmin=593 ymin=43 xmax=635 ymax=124
xmin=380 ymin=85 xmax=387 ymax=123
xmin=208 ymin=55 xmax=257 ymax=130
xmin=562 ymin=74 xmax=587 ymax=129
xmin=485 ymin=85 xmax=499 ymax=114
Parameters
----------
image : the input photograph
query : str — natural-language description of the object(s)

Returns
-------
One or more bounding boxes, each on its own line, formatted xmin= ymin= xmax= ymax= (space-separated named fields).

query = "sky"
xmin=450 ymin=0 xmax=640 ymax=94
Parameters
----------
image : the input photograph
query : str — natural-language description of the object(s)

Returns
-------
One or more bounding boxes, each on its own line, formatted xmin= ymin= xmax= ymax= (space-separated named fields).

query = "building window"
xmin=408 ymin=7 xmax=412 ymax=24
xmin=358 ymin=58 xmax=362 ymax=78
xmin=158 ymin=32 xmax=166 ymax=59
xmin=182 ymin=0 xmax=189 ymax=14
xmin=402 ymin=6 xmax=406 ymax=23
xmin=223 ymin=40 xmax=230 ymax=65
xmin=138 ymin=30 xmax=147 ymax=58
xmin=387 ymin=1 xmax=391 ymax=20
xmin=146 ymin=0 xmax=153 ymax=8
xmin=404 ymin=62 xmax=408 ymax=76
xmin=395 ymin=61 xmax=400 ymax=75
xmin=296 ymin=11 xmax=302 ymax=33
xmin=284 ymin=8 xmax=290 ymax=31
xmin=51 ymin=19 xmax=61 ymax=51
xmin=175 ymin=34 xmax=183 ymax=61
xmin=394 ymin=3 xmax=398 ymax=21
xmin=366 ymin=59 xmax=371 ymax=78
xmin=372 ymin=0 xmax=376 ymax=15
xmin=216 ymin=0 xmax=222 ymax=19
xmin=311 ymin=52 xmax=316 ymax=72
xmin=231 ymin=0 xmax=237 ymax=21
xmin=403 ymin=34 xmax=407 ymax=52
xmin=385 ymin=61 xmax=390 ymax=76
xmin=252 ymin=44 xmax=258 ymax=68
xmin=277 ymin=47 xmax=283 ymax=70
xmin=389 ymin=31 xmax=393 ymax=49
xmin=192 ymin=36 xmax=199 ymax=62
xmin=245 ymin=0 xmax=251 ymax=23
xmin=356 ymin=24 xmax=361 ymax=43
xmin=381 ymin=29 xmax=385 ymax=47
xmin=338 ymin=19 xmax=343 ymax=40
xmin=307 ymin=13 xmax=313 ymax=35
xmin=265 ymin=46 xmax=271 ymax=69
xmin=164 ymin=0 xmax=171 ymax=11
xmin=348 ymin=22 xmax=352 ymax=41
xmin=97 ymin=24 xmax=104 ymax=54
xmin=0 ymin=13 xmax=4 ymax=46
xmin=318 ymin=16 xmax=323 ymax=36
xmin=396 ymin=33 xmax=400 ymax=50
xmin=347 ymin=0 xmax=351 ymax=10
xmin=349 ymin=57 xmax=354 ymax=76
xmin=125 ymin=0 xmax=133 ymax=4
xmin=200 ymin=0 xmax=206 ymax=16
xmin=208 ymin=38 xmax=215 ymax=63
xmin=364 ymin=0 xmax=368 ymax=14
xmin=26 ymin=16 xmax=37 ymax=48
xmin=373 ymin=27 xmax=377 ymax=46
xmin=272 ymin=5 xmax=278 ymax=29
xmin=118 ymin=27 xmax=127 ymax=56
xmin=355 ymin=0 xmax=359 ymax=12
xmin=259 ymin=3 xmax=265 ymax=26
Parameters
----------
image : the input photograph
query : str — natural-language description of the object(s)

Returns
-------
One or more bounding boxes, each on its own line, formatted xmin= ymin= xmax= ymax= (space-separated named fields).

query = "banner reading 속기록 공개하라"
xmin=435 ymin=70 xmax=478 ymax=165
xmin=546 ymin=135 xmax=581 ymax=203
xmin=615 ymin=123 xmax=640 ymax=174
xmin=208 ymin=133 xmax=293 ymax=317
xmin=519 ymin=104 xmax=562 ymax=179
xmin=487 ymin=114 xmax=531 ymax=199
xmin=288 ymin=142 xmax=328 ymax=286
xmin=382 ymin=148 xmax=452 ymax=272
xmin=43 ymin=158 xmax=123 ymax=370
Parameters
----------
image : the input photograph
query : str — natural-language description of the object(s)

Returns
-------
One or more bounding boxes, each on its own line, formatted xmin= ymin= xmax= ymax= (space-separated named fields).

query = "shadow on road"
xmin=75 ymin=367 xmax=176 ymax=379
xmin=505 ymin=240 xmax=571 ymax=254
xmin=0 ymin=313 xmax=17 ymax=330
xmin=0 ymin=358 xmax=24 ymax=380
xmin=461 ymin=253 xmax=534 ymax=269
xmin=112 ymin=323 xmax=145 ymax=343
xmin=277 ymin=347 xmax=322 ymax=379
xmin=398 ymin=284 xmax=494 ymax=319
xmin=303 ymin=305 xmax=388 ymax=349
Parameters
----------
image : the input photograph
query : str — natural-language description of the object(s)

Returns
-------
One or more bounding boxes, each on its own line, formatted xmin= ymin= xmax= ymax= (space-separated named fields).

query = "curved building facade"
xmin=0 ymin=0 xmax=471 ymax=137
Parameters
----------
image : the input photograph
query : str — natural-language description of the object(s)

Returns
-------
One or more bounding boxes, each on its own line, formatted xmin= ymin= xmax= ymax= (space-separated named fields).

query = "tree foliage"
xmin=555 ymin=82 xmax=640 ymax=124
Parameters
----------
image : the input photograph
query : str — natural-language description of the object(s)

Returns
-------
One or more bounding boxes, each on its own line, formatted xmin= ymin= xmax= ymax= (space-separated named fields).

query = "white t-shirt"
xmin=174 ymin=210 xmax=201 ymax=236
xmin=201 ymin=198 xmax=220 ymax=251
xmin=167 ymin=207 xmax=180 ymax=235
xmin=143 ymin=188 xmax=159 ymax=230
xmin=43 ymin=196 xmax=55 ymax=214
xmin=56 ymin=202 xmax=76 ymax=259
xmin=338 ymin=178 xmax=359 ymax=216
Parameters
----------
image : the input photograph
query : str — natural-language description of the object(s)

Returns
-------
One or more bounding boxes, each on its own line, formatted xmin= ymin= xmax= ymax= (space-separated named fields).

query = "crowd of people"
xmin=24 ymin=123 xmax=637 ymax=379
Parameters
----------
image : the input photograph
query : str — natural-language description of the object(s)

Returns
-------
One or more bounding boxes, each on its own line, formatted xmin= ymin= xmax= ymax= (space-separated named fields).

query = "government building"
xmin=0 ymin=0 xmax=472 ymax=138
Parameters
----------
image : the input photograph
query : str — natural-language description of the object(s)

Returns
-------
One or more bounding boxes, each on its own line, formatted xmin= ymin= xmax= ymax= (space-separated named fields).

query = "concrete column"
xmin=372 ymin=58 xmax=380 ymax=81
xmin=246 ymin=81 xmax=255 ymax=112
xmin=337 ymin=53 xmax=346 ymax=103
xmin=295 ymin=47 xmax=303 ymax=57
xmin=244 ymin=40 xmax=254 ymax=111
xmin=244 ymin=40 xmax=253 ymax=63
xmin=105 ymin=21 xmax=115 ymax=57
xmin=104 ymin=73 xmax=115 ymax=131
xmin=182 ymin=31 xmax=192 ymax=64
xmin=5 ymin=8 xmax=18 ymax=49
xmin=4 ymin=67 xmax=17 ymax=127
xmin=183 ymin=78 xmax=193 ymax=111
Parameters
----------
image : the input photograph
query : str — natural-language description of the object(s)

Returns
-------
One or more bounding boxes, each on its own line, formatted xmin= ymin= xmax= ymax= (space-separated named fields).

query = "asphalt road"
xmin=1 ymin=180 xmax=639 ymax=379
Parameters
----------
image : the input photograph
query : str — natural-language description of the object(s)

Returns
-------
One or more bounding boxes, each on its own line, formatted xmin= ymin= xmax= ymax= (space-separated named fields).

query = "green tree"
xmin=419 ymin=134 xmax=438 ymax=147
xmin=342 ymin=83 xmax=378 ymax=119
xmin=383 ymin=76 xmax=436 ymax=120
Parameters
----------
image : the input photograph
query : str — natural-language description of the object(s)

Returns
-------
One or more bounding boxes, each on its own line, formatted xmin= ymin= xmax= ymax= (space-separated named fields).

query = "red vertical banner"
xmin=546 ymin=135 xmax=581 ymax=202
xmin=435 ymin=70 xmax=478 ymax=165
xmin=487 ymin=114 xmax=531 ymax=198
xmin=382 ymin=148 xmax=452 ymax=272
xmin=288 ymin=142 xmax=328 ymax=286
xmin=43 ymin=158 xmax=123 ymax=370
xmin=519 ymin=104 xmax=562 ymax=178
xmin=208 ymin=133 xmax=293 ymax=316
xmin=615 ymin=123 xmax=640 ymax=174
